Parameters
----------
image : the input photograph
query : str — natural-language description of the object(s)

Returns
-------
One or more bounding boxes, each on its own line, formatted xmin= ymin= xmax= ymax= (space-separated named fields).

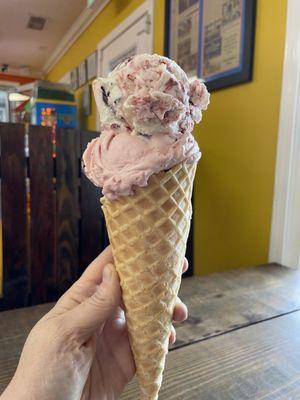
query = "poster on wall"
xmin=165 ymin=0 xmax=256 ymax=90
xmin=82 ymin=84 xmax=91 ymax=116
xmin=87 ymin=51 xmax=97 ymax=80
xmin=59 ymin=71 xmax=71 ymax=86
xmin=78 ymin=60 xmax=87 ymax=87
xmin=70 ymin=68 xmax=79 ymax=91
xmin=166 ymin=0 xmax=199 ymax=78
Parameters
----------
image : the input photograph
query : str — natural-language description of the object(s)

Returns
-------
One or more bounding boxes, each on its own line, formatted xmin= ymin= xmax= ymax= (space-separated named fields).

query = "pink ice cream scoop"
xmin=82 ymin=54 xmax=210 ymax=200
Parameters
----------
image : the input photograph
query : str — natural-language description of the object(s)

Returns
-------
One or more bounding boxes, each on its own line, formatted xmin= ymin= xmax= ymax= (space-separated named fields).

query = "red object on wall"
xmin=0 ymin=73 xmax=36 ymax=84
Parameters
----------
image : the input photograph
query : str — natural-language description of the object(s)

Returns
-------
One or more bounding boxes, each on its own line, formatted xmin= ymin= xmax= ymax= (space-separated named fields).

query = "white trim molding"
xmin=43 ymin=0 xmax=110 ymax=75
xmin=269 ymin=0 xmax=300 ymax=268
xmin=95 ymin=0 xmax=154 ymax=130
xmin=96 ymin=0 xmax=153 ymax=63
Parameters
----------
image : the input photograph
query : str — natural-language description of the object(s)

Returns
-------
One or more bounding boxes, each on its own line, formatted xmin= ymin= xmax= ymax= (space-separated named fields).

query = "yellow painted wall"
xmin=47 ymin=0 xmax=287 ymax=275
xmin=194 ymin=0 xmax=287 ymax=274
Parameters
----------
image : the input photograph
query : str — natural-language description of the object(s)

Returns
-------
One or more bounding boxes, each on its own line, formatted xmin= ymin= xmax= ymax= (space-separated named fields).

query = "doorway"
xmin=269 ymin=0 xmax=300 ymax=268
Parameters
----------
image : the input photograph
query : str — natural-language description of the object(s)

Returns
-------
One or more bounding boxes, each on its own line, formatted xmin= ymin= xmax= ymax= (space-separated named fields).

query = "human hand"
xmin=1 ymin=246 xmax=188 ymax=400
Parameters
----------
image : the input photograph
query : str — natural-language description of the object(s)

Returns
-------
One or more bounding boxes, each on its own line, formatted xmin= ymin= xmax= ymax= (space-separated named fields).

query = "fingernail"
xmin=103 ymin=264 xmax=113 ymax=281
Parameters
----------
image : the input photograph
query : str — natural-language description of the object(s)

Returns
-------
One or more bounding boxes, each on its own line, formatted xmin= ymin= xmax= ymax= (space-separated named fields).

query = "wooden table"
xmin=1 ymin=264 xmax=300 ymax=399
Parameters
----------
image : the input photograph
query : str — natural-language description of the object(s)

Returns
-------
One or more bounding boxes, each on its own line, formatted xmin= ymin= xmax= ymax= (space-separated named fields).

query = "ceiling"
xmin=0 ymin=0 xmax=86 ymax=77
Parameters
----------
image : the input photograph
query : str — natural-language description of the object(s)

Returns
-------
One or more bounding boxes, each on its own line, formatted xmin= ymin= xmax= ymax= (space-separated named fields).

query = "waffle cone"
xmin=101 ymin=162 xmax=196 ymax=399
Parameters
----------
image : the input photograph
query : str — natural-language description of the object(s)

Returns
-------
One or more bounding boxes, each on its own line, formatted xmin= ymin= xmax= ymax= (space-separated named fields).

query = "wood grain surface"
xmin=2 ymin=265 xmax=300 ymax=398
xmin=79 ymin=130 xmax=108 ymax=274
xmin=0 ymin=123 xmax=28 ymax=309
xmin=172 ymin=263 xmax=300 ymax=349
xmin=56 ymin=128 xmax=79 ymax=295
xmin=0 ymin=303 xmax=53 ymax=391
xmin=29 ymin=125 xmax=56 ymax=303
xmin=122 ymin=311 xmax=300 ymax=399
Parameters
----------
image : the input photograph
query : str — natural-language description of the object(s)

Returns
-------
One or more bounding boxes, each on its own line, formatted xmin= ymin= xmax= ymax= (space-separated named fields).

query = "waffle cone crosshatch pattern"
xmin=102 ymin=162 xmax=196 ymax=399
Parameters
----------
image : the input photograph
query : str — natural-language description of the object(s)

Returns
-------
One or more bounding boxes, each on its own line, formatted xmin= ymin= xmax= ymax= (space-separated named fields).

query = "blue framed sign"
xmin=165 ymin=0 xmax=256 ymax=91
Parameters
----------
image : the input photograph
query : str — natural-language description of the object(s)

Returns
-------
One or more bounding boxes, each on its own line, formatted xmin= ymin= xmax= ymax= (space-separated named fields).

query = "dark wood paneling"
xmin=56 ymin=128 xmax=79 ymax=295
xmin=80 ymin=131 xmax=108 ymax=273
xmin=0 ymin=123 xmax=28 ymax=309
xmin=29 ymin=125 xmax=56 ymax=303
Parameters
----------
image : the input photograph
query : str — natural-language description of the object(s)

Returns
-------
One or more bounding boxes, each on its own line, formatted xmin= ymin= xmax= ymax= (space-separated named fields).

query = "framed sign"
xmin=96 ymin=0 xmax=153 ymax=130
xmin=97 ymin=0 xmax=153 ymax=78
xmin=108 ymin=46 xmax=138 ymax=73
xmin=78 ymin=60 xmax=87 ymax=87
xmin=165 ymin=0 xmax=256 ymax=91
xmin=82 ymin=84 xmax=91 ymax=116
xmin=87 ymin=51 xmax=97 ymax=80
xmin=165 ymin=0 xmax=200 ymax=78
xmin=70 ymin=67 xmax=79 ymax=91
xmin=59 ymin=71 xmax=71 ymax=86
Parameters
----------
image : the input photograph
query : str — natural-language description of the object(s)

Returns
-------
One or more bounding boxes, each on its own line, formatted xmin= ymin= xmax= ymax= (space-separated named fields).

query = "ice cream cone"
xmin=101 ymin=161 xmax=196 ymax=400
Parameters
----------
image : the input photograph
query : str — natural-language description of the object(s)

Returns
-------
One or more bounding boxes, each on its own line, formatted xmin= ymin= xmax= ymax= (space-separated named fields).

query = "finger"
xmin=65 ymin=263 xmax=121 ymax=338
xmin=169 ymin=325 xmax=176 ymax=344
xmin=182 ymin=258 xmax=188 ymax=274
xmin=173 ymin=298 xmax=188 ymax=322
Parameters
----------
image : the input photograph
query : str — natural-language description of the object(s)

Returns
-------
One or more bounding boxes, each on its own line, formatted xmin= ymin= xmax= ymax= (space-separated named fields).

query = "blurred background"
xmin=0 ymin=0 xmax=298 ymax=308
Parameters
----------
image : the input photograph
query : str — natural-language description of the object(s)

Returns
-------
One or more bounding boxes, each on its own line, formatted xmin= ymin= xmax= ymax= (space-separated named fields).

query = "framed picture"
xmin=78 ymin=60 xmax=87 ymax=87
xmin=70 ymin=67 xmax=79 ymax=91
xmin=96 ymin=0 xmax=153 ymax=129
xmin=108 ymin=46 xmax=138 ymax=73
xmin=87 ymin=51 xmax=98 ymax=80
xmin=59 ymin=71 xmax=71 ymax=86
xmin=82 ymin=84 xmax=91 ymax=116
xmin=165 ymin=0 xmax=200 ymax=78
xmin=165 ymin=0 xmax=256 ymax=91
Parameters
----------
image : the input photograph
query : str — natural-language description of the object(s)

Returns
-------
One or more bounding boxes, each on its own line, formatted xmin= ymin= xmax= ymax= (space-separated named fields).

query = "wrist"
xmin=1 ymin=377 xmax=35 ymax=400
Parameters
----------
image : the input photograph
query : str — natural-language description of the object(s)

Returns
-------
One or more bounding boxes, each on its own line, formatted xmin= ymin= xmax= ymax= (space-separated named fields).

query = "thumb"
xmin=66 ymin=263 xmax=121 ymax=336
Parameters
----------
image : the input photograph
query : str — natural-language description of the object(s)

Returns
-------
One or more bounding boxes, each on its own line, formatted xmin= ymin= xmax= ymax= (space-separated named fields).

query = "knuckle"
xmin=91 ymin=286 xmax=119 ymax=310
